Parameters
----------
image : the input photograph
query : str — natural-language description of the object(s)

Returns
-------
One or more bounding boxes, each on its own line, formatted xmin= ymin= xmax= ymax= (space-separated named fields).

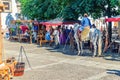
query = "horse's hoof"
xmin=77 ymin=53 xmax=80 ymax=56
xmin=97 ymin=55 xmax=104 ymax=57
xmin=92 ymin=55 xmax=95 ymax=58
xmin=77 ymin=52 xmax=81 ymax=56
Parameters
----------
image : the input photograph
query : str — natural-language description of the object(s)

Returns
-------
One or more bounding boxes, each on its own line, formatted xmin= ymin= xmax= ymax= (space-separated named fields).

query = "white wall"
xmin=1 ymin=0 xmax=18 ymax=29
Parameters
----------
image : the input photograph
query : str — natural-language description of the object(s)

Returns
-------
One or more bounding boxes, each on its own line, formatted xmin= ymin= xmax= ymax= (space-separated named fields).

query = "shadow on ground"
xmin=36 ymin=43 xmax=120 ymax=61
xmin=41 ymin=44 xmax=93 ymax=57
xmin=107 ymin=69 xmax=120 ymax=76
xmin=103 ymin=49 xmax=120 ymax=61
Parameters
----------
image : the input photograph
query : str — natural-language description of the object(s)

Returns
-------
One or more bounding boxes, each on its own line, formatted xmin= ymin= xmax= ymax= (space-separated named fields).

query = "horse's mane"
xmin=73 ymin=24 xmax=80 ymax=33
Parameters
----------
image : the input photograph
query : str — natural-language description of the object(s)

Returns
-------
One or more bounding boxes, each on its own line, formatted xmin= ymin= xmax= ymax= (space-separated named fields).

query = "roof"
xmin=40 ymin=18 xmax=80 ymax=26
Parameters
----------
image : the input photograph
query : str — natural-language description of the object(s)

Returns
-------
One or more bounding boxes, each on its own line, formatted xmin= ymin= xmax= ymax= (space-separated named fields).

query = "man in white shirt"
xmin=53 ymin=27 xmax=60 ymax=49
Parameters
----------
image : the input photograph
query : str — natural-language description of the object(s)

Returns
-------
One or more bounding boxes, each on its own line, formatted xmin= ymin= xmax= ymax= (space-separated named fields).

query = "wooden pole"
xmin=103 ymin=23 xmax=109 ymax=52
xmin=0 ymin=10 xmax=2 ymax=63
xmin=0 ymin=4 xmax=4 ymax=63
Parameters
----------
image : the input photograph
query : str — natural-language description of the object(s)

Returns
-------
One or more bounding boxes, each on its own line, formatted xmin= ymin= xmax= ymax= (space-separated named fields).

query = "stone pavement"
xmin=3 ymin=40 xmax=120 ymax=80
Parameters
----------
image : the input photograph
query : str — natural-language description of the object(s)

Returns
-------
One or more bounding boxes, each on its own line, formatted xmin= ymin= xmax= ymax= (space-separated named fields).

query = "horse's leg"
xmin=93 ymin=41 xmax=97 ymax=57
xmin=80 ymin=41 xmax=83 ymax=55
xmin=74 ymin=35 xmax=81 ymax=55
xmin=98 ymin=35 xmax=102 ymax=56
xmin=77 ymin=41 xmax=81 ymax=55
xmin=90 ymin=42 xmax=93 ymax=51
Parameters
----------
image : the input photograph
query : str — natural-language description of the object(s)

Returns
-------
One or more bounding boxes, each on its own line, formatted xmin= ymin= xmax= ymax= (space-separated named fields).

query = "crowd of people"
xmin=5 ymin=13 xmax=106 ymax=57
xmin=5 ymin=22 xmax=38 ymax=43
xmin=45 ymin=26 xmax=74 ymax=49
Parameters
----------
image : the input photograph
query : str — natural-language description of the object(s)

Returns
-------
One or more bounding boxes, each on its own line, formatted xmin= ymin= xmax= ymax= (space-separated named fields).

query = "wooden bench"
xmin=11 ymin=36 xmax=29 ymax=42
xmin=40 ymin=40 xmax=54 ymax=46
xmin=11 ymin=36 xmax=19 ymax=41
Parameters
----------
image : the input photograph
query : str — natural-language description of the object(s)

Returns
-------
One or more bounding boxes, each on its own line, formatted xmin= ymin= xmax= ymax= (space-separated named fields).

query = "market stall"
xmin=104 ymin=17 xmax=120 ymax=53
xmin=11 ymin=20 xmax=33 ymax=43
xmin=38 ymin=19 xmax=80 ymax=46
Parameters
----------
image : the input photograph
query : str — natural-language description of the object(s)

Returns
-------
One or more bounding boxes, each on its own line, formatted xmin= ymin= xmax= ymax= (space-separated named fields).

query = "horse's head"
xmin=73 ymin=23 xmax=80 ymax=32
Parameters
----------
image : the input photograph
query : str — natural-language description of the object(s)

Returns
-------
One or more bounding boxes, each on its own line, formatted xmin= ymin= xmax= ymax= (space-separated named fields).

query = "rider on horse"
xmin=77 ymin=13 xmax=92 ymax=40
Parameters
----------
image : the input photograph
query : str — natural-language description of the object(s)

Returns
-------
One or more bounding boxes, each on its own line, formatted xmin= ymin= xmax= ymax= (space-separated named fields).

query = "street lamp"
xmin=0 ymin=3 xmax=4 ymax=63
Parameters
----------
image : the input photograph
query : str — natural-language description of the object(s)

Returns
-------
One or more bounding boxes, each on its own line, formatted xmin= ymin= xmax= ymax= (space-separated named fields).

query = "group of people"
xmin=45 ymin=26 xmax=74 ymax=49
xmin=6 ymin=22 xmax=39 ymax=43
xmin=6 ymin=13 xmax=102 ymax=57
xmin=44 ymin=13 xmax=102 ymax=57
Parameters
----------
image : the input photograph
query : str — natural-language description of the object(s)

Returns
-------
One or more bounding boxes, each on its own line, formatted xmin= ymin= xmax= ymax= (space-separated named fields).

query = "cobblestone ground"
xmin=3 ymin=40 xmax=120 ymax=80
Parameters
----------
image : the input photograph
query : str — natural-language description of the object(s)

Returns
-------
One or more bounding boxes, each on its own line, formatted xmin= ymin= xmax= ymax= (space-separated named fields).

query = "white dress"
xmin=53 ymin=30 xmax=60 ymax=45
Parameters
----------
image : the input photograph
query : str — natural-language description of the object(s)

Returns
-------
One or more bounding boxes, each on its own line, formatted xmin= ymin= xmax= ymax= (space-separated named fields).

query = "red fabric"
xmin=20 ymin=25 xmax=29 ymax=33
xmin=105 ymin=18 xmax=120 ymax=22
xmin=40 ymin=21 xmax=79 ymax=27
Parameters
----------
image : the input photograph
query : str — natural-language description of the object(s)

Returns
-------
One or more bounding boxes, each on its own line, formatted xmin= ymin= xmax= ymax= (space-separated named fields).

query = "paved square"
xmin=3 ymin=40 xmax=120 ymax=80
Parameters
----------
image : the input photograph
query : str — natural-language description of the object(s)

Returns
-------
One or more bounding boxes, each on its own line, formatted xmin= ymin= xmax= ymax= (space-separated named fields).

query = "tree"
xmin=19 ymin=0 xmax=120 ymax=43
xmin=68 ymin=0 xmax=120 ymax=42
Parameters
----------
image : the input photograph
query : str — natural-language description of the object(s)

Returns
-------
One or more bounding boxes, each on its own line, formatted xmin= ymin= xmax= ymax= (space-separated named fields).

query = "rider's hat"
xmin=84 ymin=13 xmax=88 ymax=17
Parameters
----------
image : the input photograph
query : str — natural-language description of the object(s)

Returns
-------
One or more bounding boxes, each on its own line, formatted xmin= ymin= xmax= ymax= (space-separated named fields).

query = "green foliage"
xmin=19 ymin=0 xmax=120 ymax=20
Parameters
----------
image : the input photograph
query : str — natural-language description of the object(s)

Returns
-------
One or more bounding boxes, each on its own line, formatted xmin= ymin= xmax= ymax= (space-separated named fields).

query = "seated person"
xmin=24 ymin=30 xmax=30 ymax=40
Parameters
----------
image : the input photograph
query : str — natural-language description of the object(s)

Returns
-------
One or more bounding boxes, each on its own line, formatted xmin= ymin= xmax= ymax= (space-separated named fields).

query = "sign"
xmin=1 ymin=0 xmax=12 ymax=12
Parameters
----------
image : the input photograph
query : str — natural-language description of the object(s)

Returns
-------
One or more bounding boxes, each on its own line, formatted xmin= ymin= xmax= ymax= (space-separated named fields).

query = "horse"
xmin=73 ymin=24 xmax=102 ymax=57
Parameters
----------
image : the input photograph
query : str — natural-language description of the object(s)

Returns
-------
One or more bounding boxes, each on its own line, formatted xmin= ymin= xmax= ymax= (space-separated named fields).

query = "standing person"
xmin=59 ymin=28 xmax=66 ymax=45
xmin=53 ymin=27 xmax=60 ymax=49
xmin=65 ymin=26 xmax=70 ymax=43
xmin=45 ymin=30 xmax=51 ymax=41
xmin=69 ymin=27 xmax=75 ymax=50
xmin=32 ymin=22 xmax=38 ymax=43
xmin=70 ymin=27 xmax=74 ymax=36
xmin=32 ymin=30 xmax=37 ymax=43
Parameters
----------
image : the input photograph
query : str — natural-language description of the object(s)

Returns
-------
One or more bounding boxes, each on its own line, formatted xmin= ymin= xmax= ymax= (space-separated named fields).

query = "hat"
xmin=84 ymin=13 xmax=88 ymax=17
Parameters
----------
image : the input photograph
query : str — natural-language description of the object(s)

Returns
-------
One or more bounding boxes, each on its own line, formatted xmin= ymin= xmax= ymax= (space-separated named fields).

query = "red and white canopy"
xmin=105 ymin=17 xmax=120 ymax=22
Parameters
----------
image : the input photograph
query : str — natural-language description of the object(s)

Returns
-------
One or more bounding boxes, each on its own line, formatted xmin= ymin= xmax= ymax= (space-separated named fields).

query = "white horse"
xmin=73 ymin=24 xmax=102 ymax=56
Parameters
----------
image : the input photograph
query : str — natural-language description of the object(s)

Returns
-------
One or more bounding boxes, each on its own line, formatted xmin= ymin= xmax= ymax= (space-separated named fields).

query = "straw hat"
xmin=84 ymin=13 xmax=88 ymax=17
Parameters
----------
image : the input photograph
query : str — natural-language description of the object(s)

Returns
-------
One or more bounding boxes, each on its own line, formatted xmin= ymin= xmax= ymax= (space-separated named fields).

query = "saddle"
xmin=77 ymin=26 xmax=90 ymax=41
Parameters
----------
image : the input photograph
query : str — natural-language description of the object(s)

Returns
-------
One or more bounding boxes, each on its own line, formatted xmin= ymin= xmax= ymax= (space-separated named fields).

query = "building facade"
xmin=0 ymin=0 xmax=21 ymax=29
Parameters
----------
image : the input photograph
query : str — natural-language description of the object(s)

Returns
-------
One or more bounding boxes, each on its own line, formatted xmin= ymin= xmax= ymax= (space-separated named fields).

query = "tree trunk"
xmin=108 ymin=22 xmax=112 ymax=43
xmin=107 ymin=0 xmax=112 ymax=43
